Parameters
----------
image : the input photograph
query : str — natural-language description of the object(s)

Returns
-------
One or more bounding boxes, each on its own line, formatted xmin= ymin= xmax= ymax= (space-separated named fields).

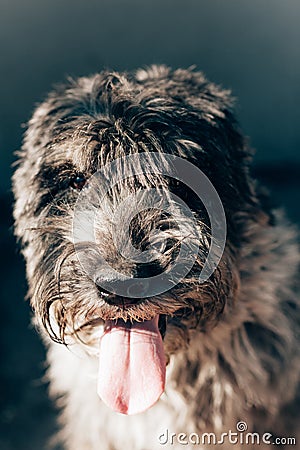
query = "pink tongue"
xmin=97 ymin=315 xmax=166 ymax=415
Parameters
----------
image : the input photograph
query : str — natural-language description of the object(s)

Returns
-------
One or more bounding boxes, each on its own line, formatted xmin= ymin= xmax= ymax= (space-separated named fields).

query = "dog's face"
xmin=13 ymin=66 xmax=259 ymax=414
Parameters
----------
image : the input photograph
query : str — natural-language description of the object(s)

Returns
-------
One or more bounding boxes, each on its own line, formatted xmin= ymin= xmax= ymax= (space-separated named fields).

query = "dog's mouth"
xmin=93 ymin=292 xmax=166 ymax=414
xmin=84 ymin=291 xmax=185 ymax=414
xmin=97 ymin=314 xmax=166 ymax=415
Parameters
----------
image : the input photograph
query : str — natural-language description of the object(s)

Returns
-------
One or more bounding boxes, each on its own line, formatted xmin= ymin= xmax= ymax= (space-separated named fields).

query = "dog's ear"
xmin=159 ymin=67 xmax=274 ymax=242
xmin=166 ymin=68 xmax=259 ymax=212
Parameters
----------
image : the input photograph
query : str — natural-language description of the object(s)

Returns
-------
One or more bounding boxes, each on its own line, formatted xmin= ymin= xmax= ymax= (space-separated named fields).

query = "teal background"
xmin=0 ymin=1 xmax=299 ymax=449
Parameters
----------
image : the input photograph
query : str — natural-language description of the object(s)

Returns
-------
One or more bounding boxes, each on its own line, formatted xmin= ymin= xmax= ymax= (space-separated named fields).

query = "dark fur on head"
xmin=13 ymin=65 xmax=270 ymax=353
xmin=13 ymin=66 xmax=300 ymax=447
xmin=13 ymin=65 xmax=258 ymax=352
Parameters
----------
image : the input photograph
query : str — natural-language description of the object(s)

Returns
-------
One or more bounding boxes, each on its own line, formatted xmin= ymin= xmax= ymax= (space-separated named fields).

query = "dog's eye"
xmin=70 ymin=174 xmax=86 ymax=190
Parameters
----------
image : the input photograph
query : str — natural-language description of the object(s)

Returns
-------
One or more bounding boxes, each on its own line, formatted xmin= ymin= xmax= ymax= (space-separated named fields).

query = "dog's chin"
xmin=87 ymin=290 xmax=189 ymax=323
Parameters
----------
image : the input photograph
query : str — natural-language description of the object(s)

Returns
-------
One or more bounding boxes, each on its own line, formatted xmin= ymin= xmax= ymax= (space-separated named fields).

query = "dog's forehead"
xmin=21 ymin=66 xmax=252 ymax=214
xmin=31 ymin=67 xmax=234 ymax=175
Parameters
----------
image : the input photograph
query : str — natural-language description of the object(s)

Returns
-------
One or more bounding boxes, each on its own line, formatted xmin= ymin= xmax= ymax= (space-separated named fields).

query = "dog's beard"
xmin=33 ymin=209 xmax=230 ymax=341
xmin=29 ymin=217 xmax=235 ymax=414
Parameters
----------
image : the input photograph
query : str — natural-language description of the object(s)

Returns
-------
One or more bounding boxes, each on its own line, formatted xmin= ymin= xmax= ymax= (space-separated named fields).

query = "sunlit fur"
xmin=13 ymin=66 xmax=299 ymax=449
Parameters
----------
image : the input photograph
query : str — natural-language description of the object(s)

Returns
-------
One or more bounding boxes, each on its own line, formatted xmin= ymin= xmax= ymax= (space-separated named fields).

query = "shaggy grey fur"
xmin=13 ymin=66 xmax=299 ymax=449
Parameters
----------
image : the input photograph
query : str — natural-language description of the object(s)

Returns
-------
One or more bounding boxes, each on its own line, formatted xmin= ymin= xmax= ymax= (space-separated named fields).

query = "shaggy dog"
xmin=13 ymin=66 xmax=299 ymax=449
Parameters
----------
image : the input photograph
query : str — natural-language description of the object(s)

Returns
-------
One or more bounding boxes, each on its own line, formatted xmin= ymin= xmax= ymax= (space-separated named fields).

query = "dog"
xmin=13 ymin=66 xmax=299 ymax=449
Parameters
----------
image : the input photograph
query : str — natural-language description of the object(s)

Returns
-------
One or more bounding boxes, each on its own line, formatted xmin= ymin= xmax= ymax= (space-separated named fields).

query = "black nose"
xmin=124 ymin=279 xmax=150 ymax=297
xmin=95 ymin=274 xmax=150 ymax=299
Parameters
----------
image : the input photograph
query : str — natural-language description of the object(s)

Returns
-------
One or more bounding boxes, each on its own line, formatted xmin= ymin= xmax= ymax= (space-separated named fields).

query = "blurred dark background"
xmin=0 ymin=1 xmax=299 ymax=449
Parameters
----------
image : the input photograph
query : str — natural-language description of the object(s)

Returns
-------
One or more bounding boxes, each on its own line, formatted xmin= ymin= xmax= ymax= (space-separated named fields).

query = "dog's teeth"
xmin=101 ymin=291 xmax=109 ymax=297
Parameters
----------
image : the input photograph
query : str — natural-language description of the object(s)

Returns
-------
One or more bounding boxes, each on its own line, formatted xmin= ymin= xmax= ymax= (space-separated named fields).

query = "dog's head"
xmin=13 ymin=66 xmax=262 ymax=414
